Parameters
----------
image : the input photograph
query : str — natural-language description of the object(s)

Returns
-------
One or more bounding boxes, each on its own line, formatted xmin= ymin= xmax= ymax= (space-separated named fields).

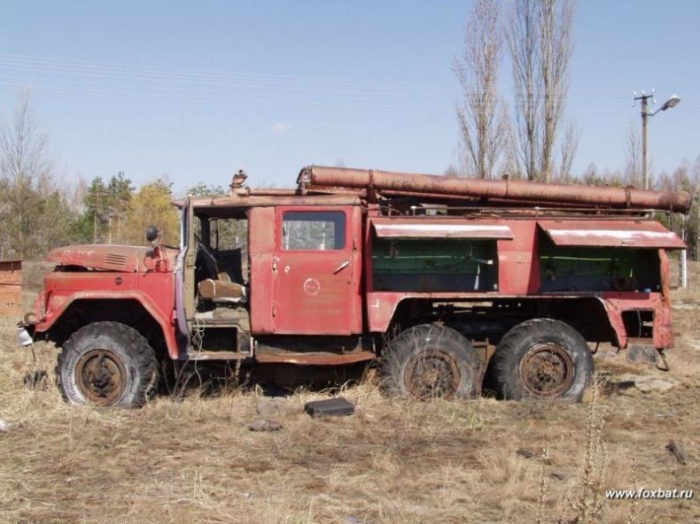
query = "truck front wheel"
xmin=57 ymin=321 xmax=158 ymax=408
xmin=381 ymin=324 xmax=480 ymax=400
xmin=489 ymin=319 xmax=593 ymax=401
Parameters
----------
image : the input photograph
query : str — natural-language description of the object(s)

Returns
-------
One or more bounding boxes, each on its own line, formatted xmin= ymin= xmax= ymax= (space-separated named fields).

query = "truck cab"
xmin=178 ymin=192 xmax=371 ymax=365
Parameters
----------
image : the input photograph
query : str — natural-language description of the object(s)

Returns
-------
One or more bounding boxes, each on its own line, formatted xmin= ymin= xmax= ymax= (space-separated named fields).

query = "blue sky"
xmin=0 ymin=0 xmax=698 ymax=195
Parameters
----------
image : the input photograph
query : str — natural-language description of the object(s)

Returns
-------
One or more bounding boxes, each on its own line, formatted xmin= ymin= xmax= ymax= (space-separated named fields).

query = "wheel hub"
xmin=519 ymin=342 xmax=574 ymax=399
xmin=75 ymin=349 xmax=127 ymax=406
xmin=404 ymin=349 xmax=461 ymax=400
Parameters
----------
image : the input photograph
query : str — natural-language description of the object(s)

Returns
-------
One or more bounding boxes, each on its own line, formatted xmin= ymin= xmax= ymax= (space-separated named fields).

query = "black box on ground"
xmin=304 ymin=397 xmax=355 ymax=418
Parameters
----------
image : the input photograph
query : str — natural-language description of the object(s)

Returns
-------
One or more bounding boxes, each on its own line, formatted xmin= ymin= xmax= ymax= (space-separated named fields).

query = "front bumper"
xmin=18 ymin=311 xmax=37 ymax=347
xmin=17 ymin=326 xmax=33 ymax=346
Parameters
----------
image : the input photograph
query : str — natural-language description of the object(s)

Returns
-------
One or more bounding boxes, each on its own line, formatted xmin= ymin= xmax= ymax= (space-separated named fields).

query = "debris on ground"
xmin=304 ymin=397 xmax=355 ymax=418
xmin=256 ymin=396 xmax=295 ymax=418
xmin=633 ymin=376 xmax=676 ymax=394
xmin=611 ymin=374 xmax=676 ymax=394
xmin=516 ymin=448 xmax=534 ymax=459
xmin=666 ymin=440 xmax=689 ymax=465
xmin=0 ymin=419 xmax=9 ymax=433
xmin=247 ymin=418 xmax=283 ymax=432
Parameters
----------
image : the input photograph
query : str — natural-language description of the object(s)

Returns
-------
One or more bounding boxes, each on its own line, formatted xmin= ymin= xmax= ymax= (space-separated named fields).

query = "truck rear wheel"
xmin=490 ymin=319 xmax=593 ymax=401
xmin=381 ymin=324 xmax=480 ymax=400
xmin=57 ymin=321 xmax=158 ymax=408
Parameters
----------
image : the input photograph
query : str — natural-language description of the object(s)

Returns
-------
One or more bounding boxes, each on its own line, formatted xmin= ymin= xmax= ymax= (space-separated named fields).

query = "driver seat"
xmin=196 ymin=245 xmax=247 ymax=304
xmin=198 ymin=277 xmax=246 ymax=303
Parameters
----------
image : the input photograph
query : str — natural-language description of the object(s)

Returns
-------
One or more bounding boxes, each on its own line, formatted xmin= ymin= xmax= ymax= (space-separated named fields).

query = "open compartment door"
xmin=538 ymin=220 xmax=686 ymax=249
xmin=370 ymin=218 xmax=512 ymax=292
xmin=371 ymin=218 xmax=513 ymax=239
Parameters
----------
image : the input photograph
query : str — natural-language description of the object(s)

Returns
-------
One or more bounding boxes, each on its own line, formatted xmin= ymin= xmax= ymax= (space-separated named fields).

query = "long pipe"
xmin=299 ymin=166 xmax=692 ymax=213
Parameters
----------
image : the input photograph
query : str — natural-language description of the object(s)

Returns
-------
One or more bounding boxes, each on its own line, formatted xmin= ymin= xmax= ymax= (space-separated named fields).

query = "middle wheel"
xmin=381 ymin=324 xmax=480 ymax=400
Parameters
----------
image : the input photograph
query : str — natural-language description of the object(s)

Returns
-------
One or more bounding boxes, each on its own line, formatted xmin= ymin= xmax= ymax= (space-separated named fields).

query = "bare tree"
xmin=623 ymin=124 xmax=642 ymax=187
xmin=0 ymin=91 xmax=52 ymax=258
xmin=539 ymin=0 xmax=575 ymax=182
xmin=507 ymin=0 xmax=540 ymax=181
xmin=507 ymin=0 xmax=576 ymax=182
xmin=558 ymin=120 xmax=579 ymax=182
xmin=455 ymin=0 xmax=508 ymax=179
xmin=0 ymin=91 xmax=73 ymax=258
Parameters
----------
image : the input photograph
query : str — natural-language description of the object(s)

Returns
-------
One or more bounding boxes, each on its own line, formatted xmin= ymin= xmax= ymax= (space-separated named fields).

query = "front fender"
xmin=35 ymin=290 xmax=179 ymax=359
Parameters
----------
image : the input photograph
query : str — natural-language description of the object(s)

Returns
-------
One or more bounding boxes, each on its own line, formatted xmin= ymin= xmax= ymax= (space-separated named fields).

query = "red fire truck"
xmin=19 ymin=166 xmax=690 ymax=407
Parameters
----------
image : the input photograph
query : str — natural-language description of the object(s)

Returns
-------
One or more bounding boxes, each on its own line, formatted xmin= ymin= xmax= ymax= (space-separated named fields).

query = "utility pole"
xmin=633 ymin=91 xmax=681 ymax=190
xmin=635 ymin=92 xmax=651 ymax=190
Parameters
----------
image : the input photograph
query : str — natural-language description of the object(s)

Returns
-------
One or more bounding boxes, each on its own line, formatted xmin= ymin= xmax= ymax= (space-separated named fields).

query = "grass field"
xmin=1 ymin=263 xmax=699 ymax=523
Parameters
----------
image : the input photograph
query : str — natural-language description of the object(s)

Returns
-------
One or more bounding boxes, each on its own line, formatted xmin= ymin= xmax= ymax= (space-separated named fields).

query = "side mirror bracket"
xmin=145 ymin=225 xmax=167 ymax=270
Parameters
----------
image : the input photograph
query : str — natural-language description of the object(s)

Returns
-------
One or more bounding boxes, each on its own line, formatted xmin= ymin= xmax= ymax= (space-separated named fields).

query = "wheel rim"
xmin=519 ymin=342 xmax=575 ymax=399
xmin=404 ymin=349 xmax=461 ymax=399
xmin=75 ymin=349 xmax=128 ymax=406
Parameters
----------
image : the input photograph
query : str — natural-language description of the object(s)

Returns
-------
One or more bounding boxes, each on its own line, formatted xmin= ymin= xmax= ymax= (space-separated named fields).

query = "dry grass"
xmin=1 ymin=264 xmax=699 ymax=523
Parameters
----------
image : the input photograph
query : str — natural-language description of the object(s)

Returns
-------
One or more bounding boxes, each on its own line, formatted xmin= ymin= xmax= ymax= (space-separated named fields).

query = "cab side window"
xmin=282 ymin=211 xmax=346 ymax=251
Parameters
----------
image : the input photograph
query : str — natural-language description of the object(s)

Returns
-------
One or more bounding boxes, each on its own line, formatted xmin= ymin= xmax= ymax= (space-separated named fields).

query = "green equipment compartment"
xmin=539 ymin=237 xmax=660 ymax=293
xmin=372 ymin=238 xmax=498 ymax=292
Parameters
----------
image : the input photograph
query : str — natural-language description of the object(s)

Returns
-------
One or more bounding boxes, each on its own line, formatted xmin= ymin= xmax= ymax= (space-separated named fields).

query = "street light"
xmin=633 ymin=91 xmax=681 ymax=190
xmin=658 ymin=94 xmax=681 ymax=112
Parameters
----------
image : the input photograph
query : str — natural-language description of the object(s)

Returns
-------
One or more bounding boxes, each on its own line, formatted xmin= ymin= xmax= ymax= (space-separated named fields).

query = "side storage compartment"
xmin=372 ymin=237 xmax=499 ymax=292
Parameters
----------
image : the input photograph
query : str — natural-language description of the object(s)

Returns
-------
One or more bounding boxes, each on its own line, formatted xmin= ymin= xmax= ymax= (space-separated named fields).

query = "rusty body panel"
xmin=33 ymin=271 xmax=179 ymax=357
xmin=600 ymin=292 xmax=673 ymax=349
xmin=248 ymin=206 xmax=276 ymax=334
xmin=271 ymin=205 xmax=363 ymax=335
xmin=496 ymin=221 xmax=541 ymax=294
xmin=47 ymin=244 xmax=177 ymax=273
xmin=299 ymin=166 xmax=692 ymax=212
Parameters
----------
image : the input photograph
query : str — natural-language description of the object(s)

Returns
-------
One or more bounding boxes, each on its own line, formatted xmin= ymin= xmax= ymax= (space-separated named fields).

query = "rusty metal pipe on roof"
xmin=299 ymin=166 xmax=692 ymax=213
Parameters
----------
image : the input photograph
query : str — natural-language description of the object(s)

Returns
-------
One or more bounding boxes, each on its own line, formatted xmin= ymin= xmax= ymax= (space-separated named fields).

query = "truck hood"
xmin=47 ymin=244 xmax=177 ymax=272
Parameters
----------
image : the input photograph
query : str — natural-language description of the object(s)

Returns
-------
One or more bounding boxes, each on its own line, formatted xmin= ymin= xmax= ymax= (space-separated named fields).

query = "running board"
xmin=184 ymin=350 xmax=251 ymax=361
xmin=181 ymin=349 xmax=375 ymax=364
xmin=254 ymin=350 xmax=375 ymax=365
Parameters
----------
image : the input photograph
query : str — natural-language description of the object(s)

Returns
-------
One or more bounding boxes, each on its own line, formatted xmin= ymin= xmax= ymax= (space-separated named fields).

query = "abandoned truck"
xmin=19 ymin=165 xmax=691 ymax=407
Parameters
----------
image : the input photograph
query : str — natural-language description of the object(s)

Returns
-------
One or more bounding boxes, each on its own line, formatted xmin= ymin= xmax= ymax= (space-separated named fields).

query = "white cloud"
xmin=272 ymin=122 xmax=291 ymax=135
